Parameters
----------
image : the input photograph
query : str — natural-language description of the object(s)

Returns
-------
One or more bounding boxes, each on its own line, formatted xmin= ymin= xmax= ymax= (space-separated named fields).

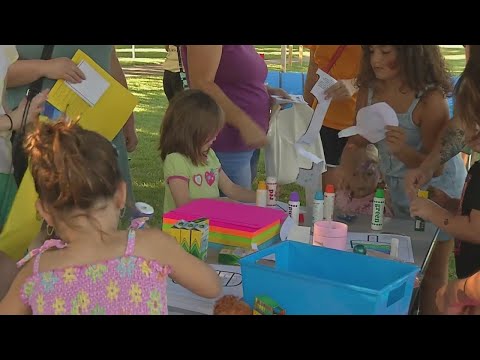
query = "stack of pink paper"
xmin=163 ymin=199 xmax=287 ymax=249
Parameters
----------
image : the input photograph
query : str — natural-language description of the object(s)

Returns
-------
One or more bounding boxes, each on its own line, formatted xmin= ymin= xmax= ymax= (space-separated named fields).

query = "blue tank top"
xmin=368 ymin=87 xmax=467 ymax=217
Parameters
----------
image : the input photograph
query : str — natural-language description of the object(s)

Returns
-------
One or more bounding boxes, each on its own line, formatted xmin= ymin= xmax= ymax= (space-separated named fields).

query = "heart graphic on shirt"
xmin=193 ymin=174 xmax=202 ymax=186
xmin=205 ymin=170 xmax=216 ymax=186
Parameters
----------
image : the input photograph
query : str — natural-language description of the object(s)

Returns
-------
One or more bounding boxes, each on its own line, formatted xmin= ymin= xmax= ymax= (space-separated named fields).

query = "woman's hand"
xmin=44 ymin=58 xmax=86 ymax=83
xmin=10 ymin=89 xmax=49 ymax=130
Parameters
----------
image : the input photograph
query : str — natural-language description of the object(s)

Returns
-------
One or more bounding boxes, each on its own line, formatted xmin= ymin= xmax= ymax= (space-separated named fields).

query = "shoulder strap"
xmin=26 ymin=45 xmax=55 ymax=100
xmin=125 ymin=229 xmax=136 ymax=256
xmin=176 ymin=45 xmax=189 ymax=90
xmin=311 ymin=45 xmax=348 ymax=109
xmin=322 ymin=45 xmax=347 ymax=74
xmin=17 ymin=239 xmax=67 ymax=274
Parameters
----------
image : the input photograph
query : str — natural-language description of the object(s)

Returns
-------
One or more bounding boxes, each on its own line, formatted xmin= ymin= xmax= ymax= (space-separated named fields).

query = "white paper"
xmin=167 ymin=263 xmax=243 ymax=315
xmin=272 ymin=94 xmax=307 ymax=105
xmin=66 ymin=60 xmax=110 ymax=107
xmin=311 ymin=69 xmax=337 ymax=96
xmin=287 ymin=225 xmax=311 ymax=244
xmin=346 ymin=232 xmax=414 ymax=263
xmin=338 ymin=102 xmax=399 ymax=144
xmin=295 ymin=144 xmax=325 ymax=165
xmin=299 ymin=69 xmax=335 ymax=145
xmin=280 ymin=215 xmax=295 ymax=241
xmin=296 ymin=161 xmax=324 ymax=190
xmin=286 ymin=69 xmax=331 ymax=188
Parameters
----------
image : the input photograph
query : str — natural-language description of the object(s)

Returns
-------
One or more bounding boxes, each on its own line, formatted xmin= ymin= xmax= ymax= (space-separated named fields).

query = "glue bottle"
xmin=324 ymin=184 xmax=335 ymax=221
xmin=266 ymin=176 xmax=277 ymax=207
xmin=256 ymin=181 xmax=267 ymax=207
xmin=414 ymin=190 xmax=429 ymax=231
xmin=312 ymin=191 xmax=324 ymax=225
xmin=288 ymin=191 xmax=300 ymax=225
xmin=371 ymin=188 xmax=385 ymax=231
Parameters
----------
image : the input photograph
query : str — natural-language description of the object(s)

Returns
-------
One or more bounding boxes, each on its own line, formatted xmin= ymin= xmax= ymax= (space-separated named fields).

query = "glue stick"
xmin=414 ymin=190 xmax=429 ymax=231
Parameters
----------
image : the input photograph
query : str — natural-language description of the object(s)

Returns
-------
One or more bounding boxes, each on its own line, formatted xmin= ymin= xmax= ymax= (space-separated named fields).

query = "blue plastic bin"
xmin=240 ymin=241 xmax=419 ymax=315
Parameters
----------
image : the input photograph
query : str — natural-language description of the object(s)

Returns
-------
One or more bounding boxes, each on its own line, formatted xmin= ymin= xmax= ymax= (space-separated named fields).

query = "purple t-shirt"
xmin=181 ymin=45 xmax=270 ymax=152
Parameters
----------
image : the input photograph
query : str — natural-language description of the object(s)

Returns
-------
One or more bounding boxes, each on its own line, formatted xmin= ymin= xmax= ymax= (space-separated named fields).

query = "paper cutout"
xmin=338 ymin=102 xmax=398 ymax=144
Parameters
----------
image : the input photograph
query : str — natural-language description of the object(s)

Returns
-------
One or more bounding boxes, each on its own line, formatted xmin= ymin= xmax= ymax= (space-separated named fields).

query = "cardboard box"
xmin=168 ymin=218 xmax=209 ymax=261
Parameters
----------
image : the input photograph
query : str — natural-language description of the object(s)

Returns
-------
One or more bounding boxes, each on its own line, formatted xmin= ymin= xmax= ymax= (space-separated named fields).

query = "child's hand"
xmin=324 ymin=79 xmax=357 ymax=101
xmin=436 ymin=279 xmax=471 ymax=315
xmin=427 ymin=186 xmax=452 ymax=208
xmin=409 ymin=197 xmax=437 ymax=221
xmin=385 ymin=125 xmax=407 ymax=156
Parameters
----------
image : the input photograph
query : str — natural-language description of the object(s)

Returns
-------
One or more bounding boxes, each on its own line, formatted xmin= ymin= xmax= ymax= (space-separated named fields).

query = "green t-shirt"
xmin=6 ymin=45 xmax=113 ymax=110
xmin=163 ymin=150 xmax=221 ymax=213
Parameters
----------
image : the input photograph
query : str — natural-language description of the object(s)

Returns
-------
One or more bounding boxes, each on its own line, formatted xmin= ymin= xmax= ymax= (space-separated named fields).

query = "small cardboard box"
xmin=168 ymin=218 xmax=209 ymax=261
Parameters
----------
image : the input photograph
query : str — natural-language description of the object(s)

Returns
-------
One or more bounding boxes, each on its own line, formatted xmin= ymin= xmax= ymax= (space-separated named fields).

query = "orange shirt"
xmin=306 ymin=45 xmax=362 ymax=131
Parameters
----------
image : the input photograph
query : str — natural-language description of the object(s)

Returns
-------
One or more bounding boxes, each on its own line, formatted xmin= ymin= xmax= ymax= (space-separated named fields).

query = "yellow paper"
xmin=0 ymin=50 xmax=138 ymax=260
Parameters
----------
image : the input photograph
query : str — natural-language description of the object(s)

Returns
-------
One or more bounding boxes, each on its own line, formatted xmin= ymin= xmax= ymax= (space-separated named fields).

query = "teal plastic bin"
xmin=240 ymin=241 xmax=419 ymax=315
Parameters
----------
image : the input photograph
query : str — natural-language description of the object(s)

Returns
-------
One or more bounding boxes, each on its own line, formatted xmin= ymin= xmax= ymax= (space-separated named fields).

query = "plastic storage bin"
xmin=240 ymin=241 xmax=419 ymax=315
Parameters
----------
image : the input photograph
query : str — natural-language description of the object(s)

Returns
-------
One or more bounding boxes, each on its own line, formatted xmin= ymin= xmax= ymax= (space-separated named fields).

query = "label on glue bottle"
xmin=312 ymin=191 xmax=324 ymax=225
xmin=323 ymin=184 xmax=335 ymax=221
xmin=371 ymin=188 xmax=385 ymax=231
xmin=266 ymin=176 xmax=277 ymax=207
xmin=288 ymin=191 xmax=300 ymax=225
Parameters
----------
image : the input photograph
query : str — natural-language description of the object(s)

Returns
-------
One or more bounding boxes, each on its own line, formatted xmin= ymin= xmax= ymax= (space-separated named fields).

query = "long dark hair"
xmin=454 ymin=45 xmax=480 ymax=131
xmin=159 ymin=89 xmax=224 ymax=166
xmin=357 ymin=45 xmax=452 ymax=96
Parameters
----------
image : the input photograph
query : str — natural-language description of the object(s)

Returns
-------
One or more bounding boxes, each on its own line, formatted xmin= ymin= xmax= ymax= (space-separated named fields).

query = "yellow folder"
xmin=0 ymin=50 xmax=138 ymax=260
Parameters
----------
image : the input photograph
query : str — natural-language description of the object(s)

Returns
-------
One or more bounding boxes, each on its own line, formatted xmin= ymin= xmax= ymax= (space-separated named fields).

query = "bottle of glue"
xmin=324 ymin=184 xmax=335 ymax=221
xmin=288 ymin=191 xmax=300 ymax=225
xmin=256 ymin=181 xmax=267 ymax=207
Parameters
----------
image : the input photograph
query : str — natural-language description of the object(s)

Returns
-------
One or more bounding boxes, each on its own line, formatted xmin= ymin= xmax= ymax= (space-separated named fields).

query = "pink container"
xmin=313 ymin=221 xmax=348 ymax=250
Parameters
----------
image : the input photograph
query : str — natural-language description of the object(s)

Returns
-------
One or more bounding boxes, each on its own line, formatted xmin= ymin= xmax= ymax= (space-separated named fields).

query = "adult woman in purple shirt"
xmin=180 ymin=45 xmax=288 ymax=188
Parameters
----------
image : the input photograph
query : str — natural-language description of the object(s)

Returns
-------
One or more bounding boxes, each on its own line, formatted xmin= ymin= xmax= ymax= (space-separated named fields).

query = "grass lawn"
xmin=119 ymin=45 xmax=466 ymax=277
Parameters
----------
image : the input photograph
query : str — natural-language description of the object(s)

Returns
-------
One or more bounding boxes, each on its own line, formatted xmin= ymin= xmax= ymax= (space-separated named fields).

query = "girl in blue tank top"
xmin=343 ymin=45 xmax=467 ymax=314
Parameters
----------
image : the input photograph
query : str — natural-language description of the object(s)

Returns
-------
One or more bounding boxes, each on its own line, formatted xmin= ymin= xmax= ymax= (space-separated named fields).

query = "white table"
xmin=167 ymin=212 xmax=439 ymax=315
xmin=343 ymin=214 xmax=439 ymax=272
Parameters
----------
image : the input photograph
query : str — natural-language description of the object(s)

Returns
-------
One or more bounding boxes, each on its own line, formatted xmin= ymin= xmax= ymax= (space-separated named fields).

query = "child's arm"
xmin=0 ymin=263 xmax=33 ymax=315
xmin=218 ymin=170 xmax=256 ymax=203
xmin=410 ymin=198 xmax=480 ymax=244
xmin=0 ymin=252 xmax=18 ymax=301
xmin=436 ymin=271 xmax=480 ymax=314
xmin=386 ymin=90 xmax=450 ymax=169
xmin=428 ymin=186 xmax=461 ymax=213
xmin=163 ymin=154 xmax=192 ymax=209
xmin=168 ymin=178 xmax=192 ymax=209
xmin=145 ymin=230 xmax=221 ymax=299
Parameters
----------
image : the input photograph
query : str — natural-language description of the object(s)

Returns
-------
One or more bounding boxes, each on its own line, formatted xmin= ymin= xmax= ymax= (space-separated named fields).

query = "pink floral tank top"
xmin=17 ymin=229 xmax=172 ymax=315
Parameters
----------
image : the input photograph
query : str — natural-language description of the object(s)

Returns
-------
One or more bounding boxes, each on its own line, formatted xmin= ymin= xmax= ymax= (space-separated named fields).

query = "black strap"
xmin=176 ymin=45 xmax=189 ymax=90
xmin=26 ymin=45 xmax=55 ymax=100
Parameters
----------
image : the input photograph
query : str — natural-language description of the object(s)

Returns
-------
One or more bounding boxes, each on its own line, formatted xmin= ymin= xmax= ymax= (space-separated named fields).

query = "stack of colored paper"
xmin=162 ymin=199 xmax=287 ymax=249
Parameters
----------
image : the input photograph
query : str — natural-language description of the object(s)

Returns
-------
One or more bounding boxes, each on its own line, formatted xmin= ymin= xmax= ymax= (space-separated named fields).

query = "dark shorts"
xmin=320 ymin=126 xmax=348 ymax=167
xmin=163 ymin=70 xmax=184 ymax=102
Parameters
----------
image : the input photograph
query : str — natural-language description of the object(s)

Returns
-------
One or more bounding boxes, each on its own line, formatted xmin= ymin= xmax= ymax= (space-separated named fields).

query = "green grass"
xmin=120 ymin=45 xmax=465 ymax=276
